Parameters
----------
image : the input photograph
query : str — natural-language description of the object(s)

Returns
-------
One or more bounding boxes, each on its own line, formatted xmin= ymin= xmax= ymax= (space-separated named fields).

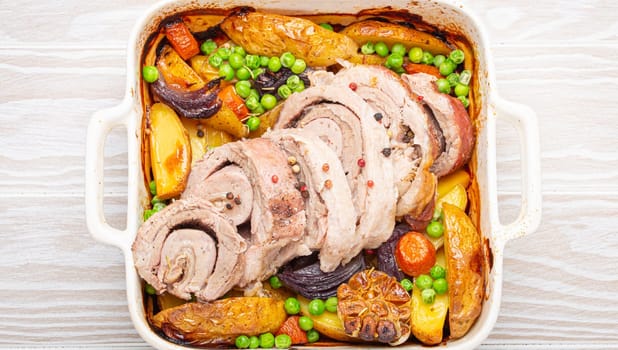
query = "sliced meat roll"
xmin=132 ymin=199 xmax=246 ymax=301
xmin=402 ymin=73 xmax=475 ymax=177
xmin=266 ymin=129 xmax=359 ymax=272
xmin=274 ymin=84 xmax=396 ymax=249
xmin=322 ymin=64 xmax=439 ymax=219
xmin=182 ymin=138 xmax=309 ymax=288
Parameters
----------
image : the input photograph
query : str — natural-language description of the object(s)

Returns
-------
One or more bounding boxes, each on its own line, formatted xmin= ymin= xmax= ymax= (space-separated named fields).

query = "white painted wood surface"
xmin=0 ymin=0 xmax=616 ymax=348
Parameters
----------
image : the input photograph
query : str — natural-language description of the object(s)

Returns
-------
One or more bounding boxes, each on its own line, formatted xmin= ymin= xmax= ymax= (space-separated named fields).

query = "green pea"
xmin=408 ymin=47 xmax=423 ymax=63
xmin=268 ymin=56 xmax=282 ymax=72
xmin=415 ymin=274 xmax=433 ymax=290
xmin=236 ymin=67 xmax=251 ymax=81
xmin=391 ymin=43 xmax=407 ymax=57
xmin=430 ymin=265 xmax=446 ymax=280
xmin=286 ymin=75 xmax=301 ymax=90
xmin=149 ymin=180 xmax=157 ymax=195
xmin=142 ymin=65 xmax=159 ymax=83
xmin=246 ymin=117 xmax=260 ymax=132
xmin=244 ymin=54 xmax=261 ymax=70
xmin=449 ymin=49 xmax=465 ymax=64
xmin=432 ymin=207 xmax=443 ymax=221
xmin=153 ymin=202 xmax=166 ymax=212
xmin=145 ymin=283 xmax=156 ymax=295
xmin=228 ymin=53 xmax=244 ymax=69
xmin=439 ymin=59 xmax=457 ymax=76
xmin=251 ymin=104 xmax=265 ymax=115
xmin=233 ymin=45 xmax=246 ymax=57
xmin=308 ymin=299 xmax=325 ymax=315
xmin=422 ymin=288 xmax=436 ymax=304
xmin=458 ymin=95 xmax=470 ymax=108
xmin=386 ymin=53 xmax=404 ymax=69
xmin=436 ymin=79 xmax=451 ymax=94
xmin=260 ymin=93 xmax=277 ymax=110
xmin=426 ymin=220 xmax=445 ymax=238
xmin=251 ymin=68 xmax=264 ymax=79
xmin=235 ymin=81 xmax=252 ymax=99
xmin=219 ymin=63 xmax=235 ymax=81
xmin=291 ymin=58 xmax=307 ymax=74
xmin=208 ymin=54 xmax=223 ymax=68
xmin=400 ymin=278 xmax=413 ymax=292
xmin=319 ymin=23 xmax=334 ymax=31
xmin=235 ymin=335 xmax=250 ymax=348
xmin=293 ymin=80 xmax=305 ymax=93
xmin=446 ymin=72 xmax=460 ymax=87
xmin=269 ymin=275 xmax=282 ymax=289
xmin=284 ymin=297 xmax=300 ymax=315
xmin=375 ymin=41 xmax=389 ymax=57
xmin=275 ymin=334 xmax=291 ymax=349
xmin=200 ymin=39 xmax=217 ymax=55
xmin=298 ymin=316 xmax=314 ymax=331
xmin=248 ymin=336 xmax=260 ymax=349
xmin=248 ymin=88 xmax=260 ymax=100
xmin=307 ymin=329 xmax=319 ymax=343
xmin=216 ymin=47 xmax=231 ymax=60
xmin=433 ymin=278 xmax=448 ymax=295
xmin=325 ymin=296 xmax=338 ymax=313
xmin=280 ymin=52 xmax=296 ymax=68
xmin=245 ymin=95 xmax=260 ymax=111
xmin=455 ymin=83 xmax=470 ymax=97
xmin=361 ymin=42 xmax=375 ymax=55
xmin=433 ymin=54 xmax=446 ymax=68
xmin=459 ymin=69 xmax=472 ymax=85
xmin=259 ymin=55 xmax=270 ymax=67
xmin=151 ymin=195 xmax=164 ymax=205
xmin=143 ymin=209 xmax=155 ymax=221
xmin=259 ymin=333 xmax=275 ymax=348
xmin=277 ymin=85 xmax=292 ymax=99
xmin=421 ymin=51 xmax=434 ymax=65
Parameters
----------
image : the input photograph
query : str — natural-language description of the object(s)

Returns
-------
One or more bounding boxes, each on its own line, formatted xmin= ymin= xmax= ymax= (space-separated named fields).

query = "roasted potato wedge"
xmin=183 ymin=119 xmax=235 ymax=164
xmin=340 ymin=20 xmax=452 ymax=56
xmin=220 ymin=11 xmax=358 ymax=67
xmin=189 ymin=55 xmax=221 ymax=82
xmin=437 ymin=169 xmax=470 ymax=199
xmin=411 ymin=249 xmax=448 ymax=345
xmin=248 ymin=102 xmax=283 ymax=138
xmin=437 ymin=183 xmax=468 ymax=211
xmin=156 ymin=45 xmax=205 ymax=90
xmin=203 ymin=105 xmax=249 ymax=139
xmin=152 ymin=297 xmax=286 ymax=345
xmin=298 ymin=295 xmax=358 ymax=342
xmin=442 ymin=203 xmax=484 ymax=339
xmin=149 ymin=103 xmax=191 ymax=199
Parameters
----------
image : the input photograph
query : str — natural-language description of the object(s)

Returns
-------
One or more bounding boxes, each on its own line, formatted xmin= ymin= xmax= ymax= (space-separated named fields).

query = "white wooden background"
xmin=1 ymin=0 xmax=617 ymax=348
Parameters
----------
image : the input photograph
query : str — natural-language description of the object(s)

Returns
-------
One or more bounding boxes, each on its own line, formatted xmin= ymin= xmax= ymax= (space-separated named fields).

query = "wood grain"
xmin=0 ymin=0 xmax=616 ymax=348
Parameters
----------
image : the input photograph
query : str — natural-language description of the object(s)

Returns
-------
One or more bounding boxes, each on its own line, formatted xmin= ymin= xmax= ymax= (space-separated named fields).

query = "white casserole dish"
xmin=85 ymin=0 xmax=542 ymax=348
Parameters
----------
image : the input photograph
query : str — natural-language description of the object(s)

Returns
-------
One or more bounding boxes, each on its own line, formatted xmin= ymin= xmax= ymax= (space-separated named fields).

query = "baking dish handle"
xmin=85 ymin=99 xmax=133 ymax=249
xmin=493 ymin=95 xmax=542 ymax=244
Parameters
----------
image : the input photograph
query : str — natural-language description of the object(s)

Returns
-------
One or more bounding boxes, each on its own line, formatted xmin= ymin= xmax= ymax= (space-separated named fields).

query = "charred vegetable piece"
xmin=376 ymin=223 xmax=411 ymax=280
xmin=341 ymin=20 xmax=452 ymax=56
xmin=403 ymin=62 xmax=442 ymax=79
xmin=275 ymin=316 xmax=308 ymax=345
xmin=164 ymin=19 xmax=200 ymax=60
xmin=395 ymin=231 xmax=437 ymax=277
xmin=442 ymin=203 xmax=484 ymax=339
xmin=152 ymin=297 xmax=286 ymax=345
xmin=218 ymin=85 xmax=250 ymax=119
xmin=337 ymin=269 xmax=412 ymax=346
xmin=202 ymin=104 xmax=249 ymax=139
xmin=149 ymin=103 xmax=191 ymax=199
xmin=151 ymin=76 xmax=222 ymax=120
xmin=277 ymin=252 xmax=365 ymax=299
xmin=220 ymin=8 xmax=358 ymax=67
xmin=157 ymin=45 xmax=204 ymax=90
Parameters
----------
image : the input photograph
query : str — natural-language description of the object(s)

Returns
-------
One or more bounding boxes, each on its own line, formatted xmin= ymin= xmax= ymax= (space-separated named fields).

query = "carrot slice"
xmin=403 ymin=63 xmax=442 ymax=79
xmin=276 ymin=316 xmax=308 ymax=345
xmin=395 ymin=231 xmax=436 ymax=277
xmin=218 ymin=85 xmax=250 ymax=120
xmin=165 ymin=21 xmax=200 ymax=60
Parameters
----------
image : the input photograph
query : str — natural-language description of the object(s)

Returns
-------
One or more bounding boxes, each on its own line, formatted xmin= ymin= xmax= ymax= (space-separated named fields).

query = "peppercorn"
xmin=382 ymin=147 xmax=392 ymax=157
xmin=373 ymin=113 xmax=383 ymax=122
xmin=357 ymin=158 xmax=366 ymax=167
xmin=367 ymin=180 xmax=374 ymax=188
xmin=226 ymin=192 xmax=234 ymax=200
xmin=271 ymin=175 xmax=279 ymax=183
xmin=324 ymin=179 xmax=332 ymax=189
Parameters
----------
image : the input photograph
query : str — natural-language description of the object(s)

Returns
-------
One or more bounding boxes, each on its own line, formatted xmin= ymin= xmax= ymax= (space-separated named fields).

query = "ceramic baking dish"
xmin=85 ymin=0 xmax=542 ymax=348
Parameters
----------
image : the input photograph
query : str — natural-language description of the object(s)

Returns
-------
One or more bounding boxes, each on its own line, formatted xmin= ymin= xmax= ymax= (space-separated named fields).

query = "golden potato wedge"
xmin=181 ymin=14 xmax=226 ymax=33
xmin=202 ymin=105 xmax=248 ymax=139
xmin=437 ymin=183 xmax=468 ymax=211
xmin=411 ymin=249 xmax=448 ymax=345
xmin=189 ymin=55 xmax=221 ymax=82
xmin=149 ymin=103 xmax=191 ymax=199
xmin=152 ymin=297 xmax=286 ymax=345
xmin=340 ymin=20 xmax=452 ymax=56
xmin=248 ymin=103 xmax=283 ymax=138
xmin=156 ymin=45 xmax=205 ymax=90
xmin=183 ymin=119 xmax=235 ymax=164
xmin=442 ymin=203 xmax=484 ymax=339
xmin=298 ymin=295 xmax=358 ymax=342
xmin=157 ymin=293 xmax=186 ymax=310
xmin=437 ymin=169 xmax=470 ymax=199
xmin=220 ymin=11 xmax=358 ymax=67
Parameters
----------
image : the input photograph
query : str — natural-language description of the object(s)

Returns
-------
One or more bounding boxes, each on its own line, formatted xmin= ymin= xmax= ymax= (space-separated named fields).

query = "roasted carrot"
xmin=395 ymin=231 xmax=436 ymax=277
xmin=219 ymin=85 xmax=250 ymax=120
xmin=165 ymin=20 xmax=200 ymax=60
xmin=403 ymin=63 xmax=442 ymax=79
xmin=276 ymin=316 xmax=308 ymax=345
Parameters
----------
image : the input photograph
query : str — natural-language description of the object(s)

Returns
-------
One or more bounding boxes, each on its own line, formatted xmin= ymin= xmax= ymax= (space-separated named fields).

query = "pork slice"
xmin=275 ymin=84 xmax=396 ymax=249
xmin=330 ymin=64 xmax=438 ymax=218
xmin=132 ymin=199 xmax=246 ymax=301
xmin=401 ymin=73 xmax=475 ymax=177
xmin=266 ymin=129 xmax=359 ymax=272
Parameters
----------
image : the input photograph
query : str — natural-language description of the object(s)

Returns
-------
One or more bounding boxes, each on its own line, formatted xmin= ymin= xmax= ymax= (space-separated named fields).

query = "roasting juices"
xmin=136 ymin=6 xmax=486 ymax=347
